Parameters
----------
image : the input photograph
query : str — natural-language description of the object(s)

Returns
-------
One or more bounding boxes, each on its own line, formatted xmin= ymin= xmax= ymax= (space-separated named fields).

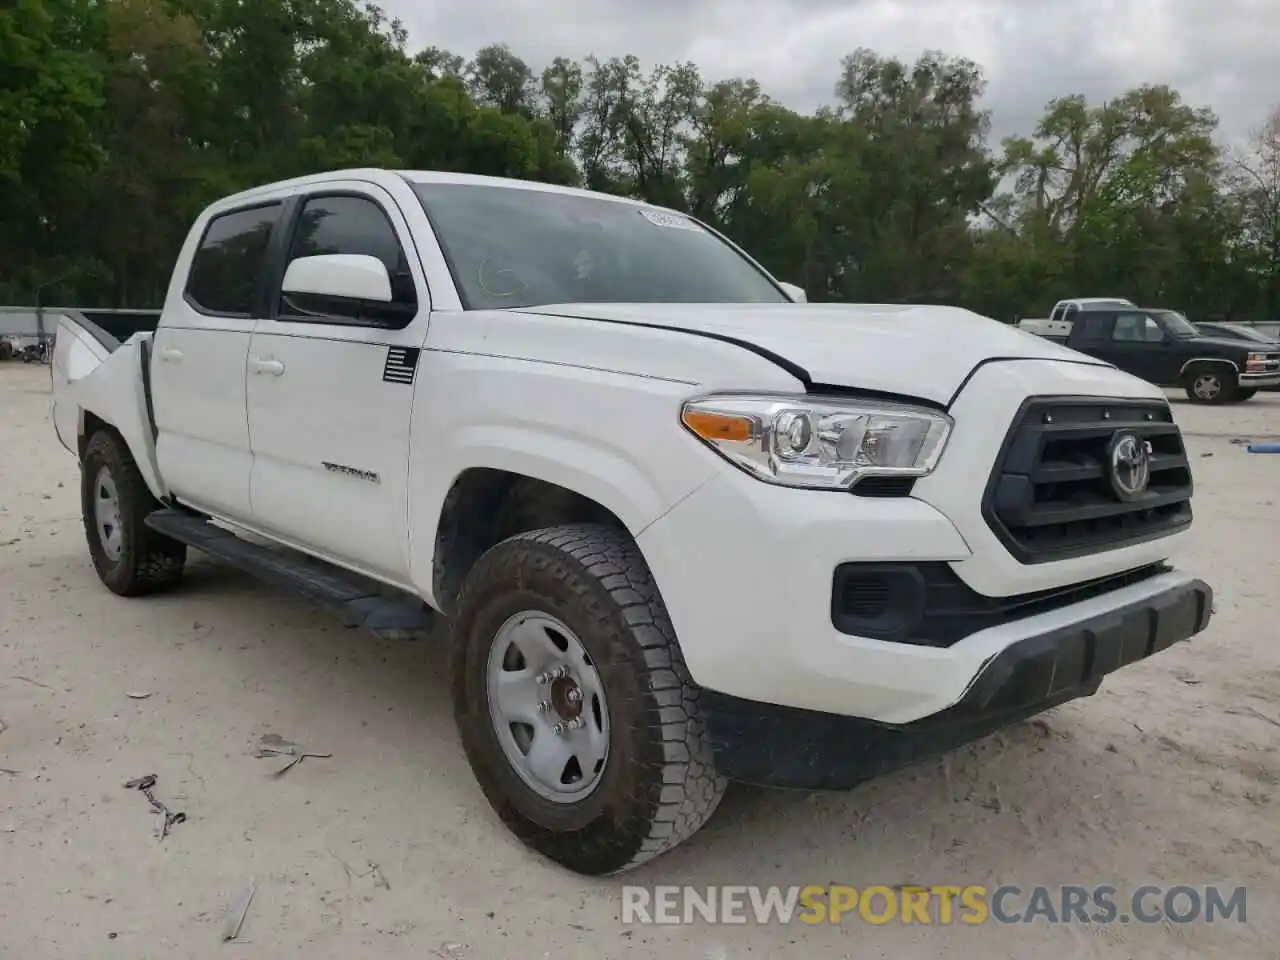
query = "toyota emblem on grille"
xmin=1108 ymin=431 xmax=1151 ymax=501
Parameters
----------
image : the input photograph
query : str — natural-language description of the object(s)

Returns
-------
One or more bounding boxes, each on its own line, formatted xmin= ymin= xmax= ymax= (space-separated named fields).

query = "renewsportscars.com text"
xmin=621 ymin=884 xmax=1247 ymax=926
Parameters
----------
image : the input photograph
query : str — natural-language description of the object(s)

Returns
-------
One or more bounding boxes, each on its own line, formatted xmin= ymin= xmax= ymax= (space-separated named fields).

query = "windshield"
xmin=1152 ymin=310 xmax=1199 ymax=338
xmin=410 ymin=182 xmax=789 ymax=310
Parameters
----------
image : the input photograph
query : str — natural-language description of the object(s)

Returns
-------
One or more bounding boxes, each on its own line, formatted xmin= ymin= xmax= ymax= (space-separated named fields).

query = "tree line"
xmin=3 ymin=0 xmax=1278 ymax=322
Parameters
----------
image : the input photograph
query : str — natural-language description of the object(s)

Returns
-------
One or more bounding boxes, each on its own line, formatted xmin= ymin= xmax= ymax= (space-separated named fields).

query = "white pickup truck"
xmin=51 ymin=169 xmax=1213 ymax=876
xmin=1018 ymin=297 xmax=1137 ymax=339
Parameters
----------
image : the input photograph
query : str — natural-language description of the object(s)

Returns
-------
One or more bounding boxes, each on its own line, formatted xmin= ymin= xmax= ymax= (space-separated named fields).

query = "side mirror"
xmin=281 ymin=254 xmax=392 ymax=303
xmin=779 ymin=281 xmax=807 ymax=303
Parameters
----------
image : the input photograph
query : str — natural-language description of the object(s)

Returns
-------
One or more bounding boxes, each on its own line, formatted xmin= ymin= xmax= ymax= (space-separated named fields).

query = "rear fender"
xmin=55 ymin=318 xmax=167 ymax=501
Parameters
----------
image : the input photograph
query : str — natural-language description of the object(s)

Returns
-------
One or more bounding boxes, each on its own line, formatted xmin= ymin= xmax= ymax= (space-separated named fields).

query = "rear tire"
xmin=81 ymin=430 xmax=186 ymax=596
xmin=451 ymin=523 xmax=727 ymax=876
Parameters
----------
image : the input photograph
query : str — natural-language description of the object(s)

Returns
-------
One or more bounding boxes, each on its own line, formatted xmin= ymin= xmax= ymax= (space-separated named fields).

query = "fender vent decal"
xmin=383 ymin=346 xmax=420 ymax=384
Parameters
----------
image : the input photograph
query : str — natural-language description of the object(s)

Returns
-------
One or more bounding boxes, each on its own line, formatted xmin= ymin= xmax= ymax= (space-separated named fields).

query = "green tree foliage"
xmin=1 ymin=0 xmax=1275 ymax=321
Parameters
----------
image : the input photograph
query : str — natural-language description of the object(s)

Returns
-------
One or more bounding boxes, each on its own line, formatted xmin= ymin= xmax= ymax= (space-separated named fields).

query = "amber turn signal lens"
xmin=681 ymin=409 xmax=754 ymax=443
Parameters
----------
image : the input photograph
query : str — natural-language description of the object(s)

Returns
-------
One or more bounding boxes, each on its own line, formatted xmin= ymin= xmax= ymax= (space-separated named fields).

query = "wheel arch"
xmin=431 ymin=467 xmax=636 ymax=616
xmin=1179 ymin=356 xmax=1238 ymax=378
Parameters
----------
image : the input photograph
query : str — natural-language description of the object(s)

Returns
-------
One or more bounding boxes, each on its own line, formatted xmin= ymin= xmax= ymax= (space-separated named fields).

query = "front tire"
xmin=451 ymin=524 xmax=727 ymax=876
xmin=1183 ymin=367 xmax=1239 ymax=404
xmin=81 ymin=430 xmax=186 ymax=596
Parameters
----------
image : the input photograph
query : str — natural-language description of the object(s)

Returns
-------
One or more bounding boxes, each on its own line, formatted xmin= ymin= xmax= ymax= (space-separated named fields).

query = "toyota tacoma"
xmin=50 ymin=168 xmax=1213 ymax=876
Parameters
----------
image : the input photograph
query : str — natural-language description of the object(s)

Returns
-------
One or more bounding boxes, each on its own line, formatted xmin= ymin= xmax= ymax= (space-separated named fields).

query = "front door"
xmin=1106 ymin=312 xmax=1171 ymax=384
xmin=152 ymin=201 xmax=286 ymax=521
xmin=245 ymin=185 xmax=429 ymax=584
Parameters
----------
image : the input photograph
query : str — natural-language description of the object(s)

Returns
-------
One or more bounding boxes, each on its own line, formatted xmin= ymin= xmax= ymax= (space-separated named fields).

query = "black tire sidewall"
xmin=451 ymin=533 xmax=670 ymax=865
xmin=81 ymin=433 xmax=149 ymax=593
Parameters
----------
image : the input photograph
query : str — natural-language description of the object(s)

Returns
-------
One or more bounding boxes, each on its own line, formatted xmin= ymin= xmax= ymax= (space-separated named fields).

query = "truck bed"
xmin=78 ymin=309 xmax=162 ymax=343
xmin=1 ymin=307 xmax=160 ymax=350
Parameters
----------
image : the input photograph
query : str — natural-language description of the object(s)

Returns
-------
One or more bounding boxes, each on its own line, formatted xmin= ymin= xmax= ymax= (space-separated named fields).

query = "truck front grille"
xmin=983 ymin=398 xmax=1192 ymax=564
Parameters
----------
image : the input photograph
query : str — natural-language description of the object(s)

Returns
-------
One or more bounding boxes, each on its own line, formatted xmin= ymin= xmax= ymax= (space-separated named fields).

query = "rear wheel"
xmin=451 ymin=523 xmax=727 ymax=876
xmin=81 ymin=430 xmax=186 ymax=596
xmin=1183 ymin=366 xmax=1239 ymax=404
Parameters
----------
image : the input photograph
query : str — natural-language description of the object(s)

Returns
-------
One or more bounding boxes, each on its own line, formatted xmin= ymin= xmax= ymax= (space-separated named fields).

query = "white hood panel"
xmin=519 ymin=302 xmax=1110 ymax=405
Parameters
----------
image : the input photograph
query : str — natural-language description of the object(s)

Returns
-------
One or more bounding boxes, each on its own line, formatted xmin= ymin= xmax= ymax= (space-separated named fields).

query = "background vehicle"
xmin=1194 ymin=321 xmax=1280 ymax=345
xmin=1193 ymin=323 xmax=1280 ymax=392
xmin=1020 ymin=304 xmax=1280 ymax=403
xmin=50 ymin=168 xmax=1213 ymax=875
xmin=1018 ymin=297 xmax=1137 ymax=338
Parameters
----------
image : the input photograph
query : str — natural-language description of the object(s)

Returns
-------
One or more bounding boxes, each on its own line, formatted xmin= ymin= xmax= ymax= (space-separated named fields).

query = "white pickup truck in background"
xmin=50 ymin=169 xmax=1213 ymax=876
xmin=1017 ymin=297 xmax=1137 ymax=339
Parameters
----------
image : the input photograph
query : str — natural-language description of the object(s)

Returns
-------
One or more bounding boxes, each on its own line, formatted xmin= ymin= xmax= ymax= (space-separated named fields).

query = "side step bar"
xmin=144 ymin=509 xmax=436 ymax=640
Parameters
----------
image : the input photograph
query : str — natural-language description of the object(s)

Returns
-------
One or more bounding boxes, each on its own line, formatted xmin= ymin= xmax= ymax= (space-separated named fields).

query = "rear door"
xmin=152 ymin=201 xmax=285 ymax=520
xmin=1064 ymin=312 xmax=1113 ymax=361
xmin=244 ymin=184 xmax=430 ymax=584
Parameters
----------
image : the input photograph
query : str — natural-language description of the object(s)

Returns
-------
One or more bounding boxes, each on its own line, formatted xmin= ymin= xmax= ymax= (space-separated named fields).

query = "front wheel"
xmin=1183 ymin=368 xmax=1239 ymax=404
xmin=81 ymin=430 xmax=186 ymax=596
xmin=451 ymin=524 xmax=727 ymax=876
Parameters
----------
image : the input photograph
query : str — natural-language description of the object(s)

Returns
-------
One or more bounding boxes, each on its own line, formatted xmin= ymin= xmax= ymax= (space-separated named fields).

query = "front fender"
xmin=441 ymin=425 xmax=695 ymax=535
xmin=406 ymin=354 xmax=720 ymax=606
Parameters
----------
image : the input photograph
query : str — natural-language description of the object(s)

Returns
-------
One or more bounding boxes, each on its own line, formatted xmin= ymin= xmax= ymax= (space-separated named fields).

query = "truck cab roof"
xmin=205 ymin=167 xmax=678 ymax=218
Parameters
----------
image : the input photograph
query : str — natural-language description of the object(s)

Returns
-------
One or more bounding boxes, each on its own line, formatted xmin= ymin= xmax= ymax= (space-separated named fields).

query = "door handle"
xmin=158 ymin=347 xmax=183 ymax=362
xmin=249 ymin=357 xmax=285 ymax=376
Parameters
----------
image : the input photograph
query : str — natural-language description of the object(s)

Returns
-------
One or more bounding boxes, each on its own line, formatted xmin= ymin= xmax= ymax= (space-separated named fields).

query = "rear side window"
xmin=184 ymin=203 xmax=282 ymax=316
xmin=279 ymin=194 xmax=417 ymax=325
xmin=1073 ymin=314 xmax=1111 ymax=343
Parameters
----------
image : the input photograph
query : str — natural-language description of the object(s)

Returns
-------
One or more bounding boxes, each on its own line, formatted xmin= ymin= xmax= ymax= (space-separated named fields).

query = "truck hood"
xmin=519 ymin=302 xmax=1108 ymax=405
xmin=1188 ymin=335 xmax=1278 ymax=354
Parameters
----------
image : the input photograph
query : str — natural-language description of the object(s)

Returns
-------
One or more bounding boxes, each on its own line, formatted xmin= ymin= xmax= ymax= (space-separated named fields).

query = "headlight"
xmin=680 ymin=393 xmax=952 ymax=490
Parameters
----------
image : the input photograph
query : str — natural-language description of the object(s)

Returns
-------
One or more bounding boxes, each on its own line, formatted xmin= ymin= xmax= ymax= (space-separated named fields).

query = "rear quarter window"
xmin=184 ymin=203 xmax=283 ymax=316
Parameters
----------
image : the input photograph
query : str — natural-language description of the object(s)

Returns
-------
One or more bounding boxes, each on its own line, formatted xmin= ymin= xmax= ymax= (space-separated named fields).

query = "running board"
xmin=144 ymin=509 xmax=437 ymax=640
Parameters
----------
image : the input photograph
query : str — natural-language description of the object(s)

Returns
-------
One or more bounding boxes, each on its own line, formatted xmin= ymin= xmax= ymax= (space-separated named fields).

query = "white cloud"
xmin=381 ymin=0 xmax=1277 ymax=145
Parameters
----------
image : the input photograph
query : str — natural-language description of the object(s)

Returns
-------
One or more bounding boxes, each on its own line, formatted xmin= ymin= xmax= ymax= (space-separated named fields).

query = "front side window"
xmin=1112 ymin=313 xmax=1164 ymax=343
xmin=409 ymin=182 xmax=788 ymax=310
xmin=185 ymin=203 xmax=282 ymax=316
xmin=280 ymin=194 xmax=417 ymax=325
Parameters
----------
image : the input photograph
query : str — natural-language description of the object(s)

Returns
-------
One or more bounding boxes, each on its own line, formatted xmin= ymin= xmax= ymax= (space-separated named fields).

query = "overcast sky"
xmin=381 ymin=0 xmax=1275 ymax=147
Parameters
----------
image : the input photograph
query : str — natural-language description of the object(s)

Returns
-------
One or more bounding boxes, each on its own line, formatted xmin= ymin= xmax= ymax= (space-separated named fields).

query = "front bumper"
xmin=701 ymin=575 xmax=1212 ymax=790
xmin=638 ymin=361 xmax=1198 ymax=724
xmin=1241 ymin=370 xmax=1280 ymax=389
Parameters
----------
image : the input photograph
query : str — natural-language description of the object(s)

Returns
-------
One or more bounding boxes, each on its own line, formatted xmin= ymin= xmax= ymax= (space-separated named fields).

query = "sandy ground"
xmin=2 ymin=361 xmax=1279 ymax=959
